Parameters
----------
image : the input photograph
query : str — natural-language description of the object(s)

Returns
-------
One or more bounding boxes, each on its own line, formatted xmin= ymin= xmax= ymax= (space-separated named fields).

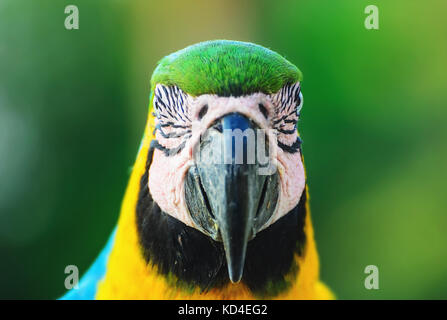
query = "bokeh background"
xmin=0 ymin=0 xmax=446 ymax=299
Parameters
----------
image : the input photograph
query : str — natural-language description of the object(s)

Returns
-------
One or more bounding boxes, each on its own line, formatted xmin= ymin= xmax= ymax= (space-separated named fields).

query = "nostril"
xmin=213 ymin=122 xmax=223 ymax=133
xmin=198 ymin=104 xmax=208 ymax=120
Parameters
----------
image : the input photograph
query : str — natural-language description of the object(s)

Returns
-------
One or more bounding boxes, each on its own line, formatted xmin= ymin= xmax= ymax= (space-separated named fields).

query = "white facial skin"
xmin=148 ymin=83 xmax=305 ymax=232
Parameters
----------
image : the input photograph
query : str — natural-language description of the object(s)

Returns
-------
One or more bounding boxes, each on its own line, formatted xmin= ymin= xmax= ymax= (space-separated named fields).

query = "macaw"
xmin=61 ymin=40 xmax=334 ymax=300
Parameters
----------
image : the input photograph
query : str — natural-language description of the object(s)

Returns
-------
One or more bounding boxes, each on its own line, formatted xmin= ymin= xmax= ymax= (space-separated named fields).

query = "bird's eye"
xmin=296 ymin=91 xmax=303 ymax=115
xmin=258 ymin=103 xmax=269 ymax=119
xmin=198 ymin=104 xmax=208 ymax=120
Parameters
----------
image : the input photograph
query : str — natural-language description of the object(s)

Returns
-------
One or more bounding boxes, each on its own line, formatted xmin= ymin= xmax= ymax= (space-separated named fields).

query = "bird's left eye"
xmin=296 ymin=91 xmax=303 ymax=115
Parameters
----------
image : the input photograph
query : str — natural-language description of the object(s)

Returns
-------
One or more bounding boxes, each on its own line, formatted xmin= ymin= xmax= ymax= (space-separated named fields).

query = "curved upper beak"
xmin=185 ymin=113 xmax=279 ymax=283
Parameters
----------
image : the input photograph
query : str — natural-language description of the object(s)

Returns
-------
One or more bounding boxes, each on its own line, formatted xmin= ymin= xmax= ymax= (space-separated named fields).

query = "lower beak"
xmin=185 ymin=113 xmax=279 ymax=283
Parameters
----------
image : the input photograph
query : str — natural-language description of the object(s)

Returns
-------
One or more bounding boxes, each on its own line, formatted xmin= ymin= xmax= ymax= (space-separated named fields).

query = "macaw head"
xmin=141 ymin=40 xmax=305 ymax=286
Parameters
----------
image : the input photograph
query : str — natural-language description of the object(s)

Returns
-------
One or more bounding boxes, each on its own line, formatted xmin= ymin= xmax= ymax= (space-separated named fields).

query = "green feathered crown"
xmin=151 ymin=40 xmax=302 ymax=97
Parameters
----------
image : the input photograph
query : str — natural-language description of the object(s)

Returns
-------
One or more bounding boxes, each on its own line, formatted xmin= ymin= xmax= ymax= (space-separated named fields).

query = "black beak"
xmin=185 ymin=113 xmax=279 ymax=283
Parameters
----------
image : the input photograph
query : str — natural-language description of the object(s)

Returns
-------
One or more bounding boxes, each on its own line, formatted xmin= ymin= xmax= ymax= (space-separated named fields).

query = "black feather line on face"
xmin=155 ymin=124 xmax=191 ymax=139
xmin=277 ymin=127 xmax=297 ymax=135
xmin=271 ymin=83 xmax=302 ymax=153
xmin=153 ymin=84 xmax=192 ymax=156
xmin=160 ymin=122 xmax=190 ymax=129
xmin=154 ymin=84 xmax=190 ymax=126
xmin=277 ymin=136 xmax=302 ymax=154
xmin=151 ymin=139 xmax=186 ymax=157
xmin=136 ymin=146 xmax=308 ymax=297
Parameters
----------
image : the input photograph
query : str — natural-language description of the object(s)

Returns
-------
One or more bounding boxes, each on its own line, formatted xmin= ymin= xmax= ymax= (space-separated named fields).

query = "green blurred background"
xmin=0 ymin=0 xmax=446 ymax=299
